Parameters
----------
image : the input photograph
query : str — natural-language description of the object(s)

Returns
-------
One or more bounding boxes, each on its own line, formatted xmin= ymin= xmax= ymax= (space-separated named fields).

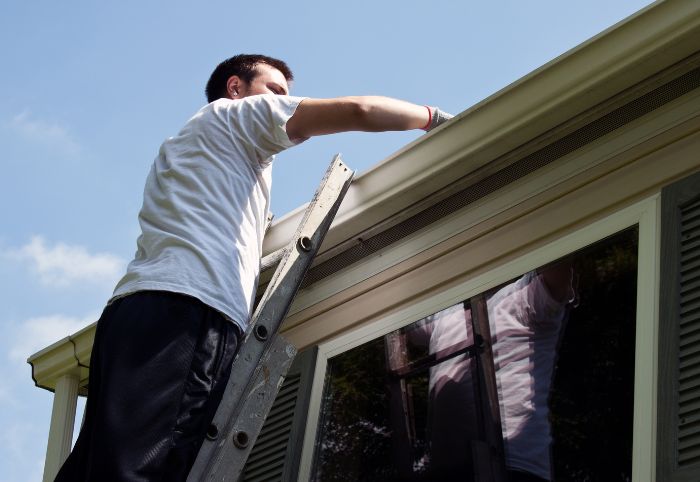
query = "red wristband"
xmin=421 ymin=105 xmax=432 ymax=131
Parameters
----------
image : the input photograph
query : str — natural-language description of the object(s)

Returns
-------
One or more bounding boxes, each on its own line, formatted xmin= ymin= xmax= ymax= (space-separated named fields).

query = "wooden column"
xmin=43 ymin=373 xmax=79 ymax=482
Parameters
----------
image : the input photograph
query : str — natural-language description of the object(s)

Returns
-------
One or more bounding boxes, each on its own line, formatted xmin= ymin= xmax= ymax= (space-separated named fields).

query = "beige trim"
xmin=43 ymin=373 xmax=79 ymax=482
xmin=634 ymin=193 xmax=661 ymax=480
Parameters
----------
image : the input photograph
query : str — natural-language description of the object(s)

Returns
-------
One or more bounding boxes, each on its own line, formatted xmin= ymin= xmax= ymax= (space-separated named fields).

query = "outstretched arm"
xmin=285 ymin=96 xmax=452 ymax=141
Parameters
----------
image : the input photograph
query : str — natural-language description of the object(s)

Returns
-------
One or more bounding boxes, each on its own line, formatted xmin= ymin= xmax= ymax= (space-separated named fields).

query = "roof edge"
xmin=263 ymin=0 xmax=700 ymax=255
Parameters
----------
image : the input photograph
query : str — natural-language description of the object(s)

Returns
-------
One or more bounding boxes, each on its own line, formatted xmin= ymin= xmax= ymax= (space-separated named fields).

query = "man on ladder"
xmin=55 ymin=54 xmax=453 ymax=481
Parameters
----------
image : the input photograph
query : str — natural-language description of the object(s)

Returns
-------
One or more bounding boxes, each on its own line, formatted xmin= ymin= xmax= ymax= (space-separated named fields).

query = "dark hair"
xmin=205 ymin=54 xmax=294 ymax=103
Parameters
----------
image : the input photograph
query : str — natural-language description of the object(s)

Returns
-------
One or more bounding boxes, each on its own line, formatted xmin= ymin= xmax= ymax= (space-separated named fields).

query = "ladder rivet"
xmin=254 ymin=324 xmax=269 ymax=341
xmin=233 ymin=431 xmax=250 ymax=449
xmin=206 ymin=424 xmax=219 ymax=441
xmin=298 ymin=236 xmax=313 ymax=252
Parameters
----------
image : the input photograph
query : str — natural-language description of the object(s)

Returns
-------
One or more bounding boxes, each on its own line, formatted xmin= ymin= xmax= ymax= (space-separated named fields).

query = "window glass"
xmin=312 ymin=227 xmax=637 ymax=482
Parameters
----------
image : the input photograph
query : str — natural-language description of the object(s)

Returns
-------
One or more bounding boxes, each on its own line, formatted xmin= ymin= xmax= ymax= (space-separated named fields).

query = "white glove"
xmin=424 ymin=106 xmax=454 ymax=131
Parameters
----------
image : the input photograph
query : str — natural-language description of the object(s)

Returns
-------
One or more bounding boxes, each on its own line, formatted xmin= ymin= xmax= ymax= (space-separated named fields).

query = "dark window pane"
xmin=313 ymin=227 xmax=637 ymax=482
xmin=549 ymin=228 xmax=637 ymax=481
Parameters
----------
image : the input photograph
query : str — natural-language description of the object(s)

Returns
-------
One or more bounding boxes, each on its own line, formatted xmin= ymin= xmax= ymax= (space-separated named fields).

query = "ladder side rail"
xmin=211 ymin=334 xmax=296 ymax=481
xmin=187 ymin=155 xmax=354 ymax=481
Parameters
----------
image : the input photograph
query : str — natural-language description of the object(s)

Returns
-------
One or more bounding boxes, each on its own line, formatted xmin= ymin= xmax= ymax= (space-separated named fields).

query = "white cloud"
xmin=8 ymin=313 xmax=96 ymax=364
xmin=6 ymin=236 xmax=124 ymax=287
xmin=8 ymin=110 xmax=82 ymax=157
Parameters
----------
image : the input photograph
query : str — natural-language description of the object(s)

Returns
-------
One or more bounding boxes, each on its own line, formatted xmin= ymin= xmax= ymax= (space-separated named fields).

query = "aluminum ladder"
xmin=186 ymin=155 xmax=353 ymax=481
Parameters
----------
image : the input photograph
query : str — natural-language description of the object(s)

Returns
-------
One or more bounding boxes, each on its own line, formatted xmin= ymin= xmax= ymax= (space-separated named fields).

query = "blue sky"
xmin=0 ymin=1 xmax=653 ymax=479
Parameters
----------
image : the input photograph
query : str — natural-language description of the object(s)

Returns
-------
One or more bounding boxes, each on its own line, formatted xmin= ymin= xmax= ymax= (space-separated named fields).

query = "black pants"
xmin=507 ymin=470 xmax=549 ymax=482
xmin=55 ymin=291 xmax=241 ymax=482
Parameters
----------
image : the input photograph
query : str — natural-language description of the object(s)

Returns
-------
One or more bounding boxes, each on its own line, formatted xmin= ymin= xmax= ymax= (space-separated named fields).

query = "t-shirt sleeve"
xmin=225 ymin=94 xmax=307 ymax=163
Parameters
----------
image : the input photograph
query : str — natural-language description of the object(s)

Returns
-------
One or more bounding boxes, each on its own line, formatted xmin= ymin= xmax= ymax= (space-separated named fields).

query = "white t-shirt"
xmin=426 ymin=272 xmax=571 ymax=480
xmin=490 ymin=272 xmax=570 ymax=480
xmin=112 ymin=94 xmax=306 ymax=332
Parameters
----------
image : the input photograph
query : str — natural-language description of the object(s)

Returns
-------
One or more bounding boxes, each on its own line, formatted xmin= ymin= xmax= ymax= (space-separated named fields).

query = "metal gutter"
xmin=262 ymin=0 xmax=700 ymax=258
xmin=28 ymin=321 xmax=95 ymax=394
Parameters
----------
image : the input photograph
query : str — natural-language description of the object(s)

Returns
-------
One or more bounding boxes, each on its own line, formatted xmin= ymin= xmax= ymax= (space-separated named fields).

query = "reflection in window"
xmin=312 ymin=228 xmax=637 ymax=482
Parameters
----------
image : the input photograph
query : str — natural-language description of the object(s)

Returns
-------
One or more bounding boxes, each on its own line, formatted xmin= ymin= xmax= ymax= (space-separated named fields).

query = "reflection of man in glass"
xmin=492 ymin=264 xmax=575 ymax=481
xmin=415 ymin=302 xmax=477 ymax=480
xmin=421 ymin=264 xmax=575 ymax=481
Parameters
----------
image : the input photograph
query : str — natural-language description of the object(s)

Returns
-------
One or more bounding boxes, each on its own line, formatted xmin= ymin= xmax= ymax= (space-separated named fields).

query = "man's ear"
xmin=226 ymin=75 xmax=242 ymax=98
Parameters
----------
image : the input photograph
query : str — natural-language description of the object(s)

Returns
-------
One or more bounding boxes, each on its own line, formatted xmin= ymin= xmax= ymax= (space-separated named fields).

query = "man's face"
xmin=237 ymin=63 xmax=289 ymax=98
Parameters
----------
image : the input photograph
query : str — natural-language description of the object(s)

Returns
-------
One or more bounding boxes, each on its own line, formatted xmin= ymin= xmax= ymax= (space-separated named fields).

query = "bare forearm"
xmin=350 ymin=96 xmax=429 ymax=131
xmin=286 ymin=96 xmax=442 ymax=140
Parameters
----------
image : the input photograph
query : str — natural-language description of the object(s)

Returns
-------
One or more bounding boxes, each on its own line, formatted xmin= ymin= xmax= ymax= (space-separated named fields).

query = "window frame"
xmin=297 ymin=195 xmax=661 ymax=482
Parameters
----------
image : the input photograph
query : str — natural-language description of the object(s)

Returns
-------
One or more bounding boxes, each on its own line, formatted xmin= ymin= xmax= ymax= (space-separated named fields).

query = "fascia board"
xmin=262 ymin=0 xmax=700 ymax=256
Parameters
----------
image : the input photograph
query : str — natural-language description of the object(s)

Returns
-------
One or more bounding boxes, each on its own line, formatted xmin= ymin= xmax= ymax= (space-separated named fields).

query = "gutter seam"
xmin=29 ymin=333 xmax=90 ymax=394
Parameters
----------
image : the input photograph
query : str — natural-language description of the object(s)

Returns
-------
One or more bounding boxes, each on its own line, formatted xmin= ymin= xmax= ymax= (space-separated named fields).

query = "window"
xmin=311 ymin=227 xmax=638 ymax=482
